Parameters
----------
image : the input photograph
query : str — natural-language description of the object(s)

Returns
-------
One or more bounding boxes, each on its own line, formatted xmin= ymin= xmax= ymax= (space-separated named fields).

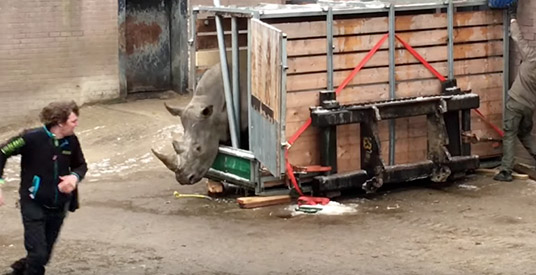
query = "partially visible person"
xmin=0 ymin=101 xmax=87 ymax=274
xmin=495 ymin=14 xmax=536 ymax=181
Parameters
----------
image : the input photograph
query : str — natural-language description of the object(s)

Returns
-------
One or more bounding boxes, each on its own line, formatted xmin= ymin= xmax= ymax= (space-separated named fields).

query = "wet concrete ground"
xmin=1 ymin=96 xmax=536 ymax=274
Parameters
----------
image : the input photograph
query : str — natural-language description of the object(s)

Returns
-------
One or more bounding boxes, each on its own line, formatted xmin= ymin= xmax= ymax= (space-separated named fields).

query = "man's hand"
xmin=58 ymin=175 xmax=78 ymax=194
xmin=508 ymin=0 xmax=518 ymax=19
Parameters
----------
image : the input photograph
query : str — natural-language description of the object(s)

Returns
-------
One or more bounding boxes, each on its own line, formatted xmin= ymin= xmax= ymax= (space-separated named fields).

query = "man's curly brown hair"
xmin=39 ymin=101 xmax=79 ymax=127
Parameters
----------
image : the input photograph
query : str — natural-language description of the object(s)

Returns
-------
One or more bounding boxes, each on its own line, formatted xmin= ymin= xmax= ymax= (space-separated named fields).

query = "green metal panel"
xmin=211 ymin=153 xmax=251 ymax=180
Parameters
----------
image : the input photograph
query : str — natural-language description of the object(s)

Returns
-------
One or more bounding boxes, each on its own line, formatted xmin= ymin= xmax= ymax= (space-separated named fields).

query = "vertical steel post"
xmin=326 ymin=7 xmax=334 ymax=91
xmin=232 ymin=16 xmax=241 ymax=145
xmin=388 ymin=4 xmax=396 ymax=166
xmin=503 ymin=9 xmax=510 ymax=121
xmin=447 ymin=0 xmax=454 ymax=80
xmin=280 ymin=34 xmax=288 ymax=176
xmin=214 ymin=0 xmax=239 ymax=148
xmin=189 ymin=10 xmax=198 ymax=93
xmin=320 ymin=91 xmax=338 ymax=175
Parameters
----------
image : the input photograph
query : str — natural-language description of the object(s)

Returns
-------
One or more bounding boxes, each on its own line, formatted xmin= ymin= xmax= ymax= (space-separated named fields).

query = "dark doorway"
xmin=125 ymin=0 xmax=171 ymax=93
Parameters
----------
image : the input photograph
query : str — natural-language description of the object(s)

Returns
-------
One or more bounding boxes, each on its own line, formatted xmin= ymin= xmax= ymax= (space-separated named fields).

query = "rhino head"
xmin=152 ymin=64 xmax=231 ymax=185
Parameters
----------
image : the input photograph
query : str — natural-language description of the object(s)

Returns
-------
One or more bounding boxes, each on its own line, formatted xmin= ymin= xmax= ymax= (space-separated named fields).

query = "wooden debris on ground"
xmin=474 ymin=168 xmax=529 ymax=180
xmin=237 ymin=195 xmax=292 ymax=209
xmin=513 ymin=163 xmax=536 ymax=181
xmin=207 ymin=180 xmax=224 ymax=194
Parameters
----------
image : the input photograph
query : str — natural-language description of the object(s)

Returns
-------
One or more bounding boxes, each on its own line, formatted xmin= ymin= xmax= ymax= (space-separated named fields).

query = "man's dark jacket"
xmin=0 ymin=126 xmax=87 ymax=209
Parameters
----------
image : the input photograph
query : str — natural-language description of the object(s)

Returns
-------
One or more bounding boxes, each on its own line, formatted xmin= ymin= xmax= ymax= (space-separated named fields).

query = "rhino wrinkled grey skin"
xmin=152 ymin=63 xmax=247 ymax=185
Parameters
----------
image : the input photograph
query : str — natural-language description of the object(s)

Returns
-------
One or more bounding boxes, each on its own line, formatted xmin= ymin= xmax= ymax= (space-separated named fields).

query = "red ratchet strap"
xmin=395 ymin=34 xmax=504 ymax=137
xmin=285 ymin=33 xmax=389 ymax=198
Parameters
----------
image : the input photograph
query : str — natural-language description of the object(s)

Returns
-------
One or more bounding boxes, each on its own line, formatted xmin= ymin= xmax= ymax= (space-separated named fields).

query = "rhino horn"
xmin=164 ymin=102 xmax=184 ymax=117
xmin=151 ymin=148 xmax=180 ymax=171
xmin=172 ymin=140 xmax=185 ymax=154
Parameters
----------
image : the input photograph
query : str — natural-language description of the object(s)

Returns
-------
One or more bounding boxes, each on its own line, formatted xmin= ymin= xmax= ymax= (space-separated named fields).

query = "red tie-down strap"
xmin=395 ymin=35 xmax=504 ymax=137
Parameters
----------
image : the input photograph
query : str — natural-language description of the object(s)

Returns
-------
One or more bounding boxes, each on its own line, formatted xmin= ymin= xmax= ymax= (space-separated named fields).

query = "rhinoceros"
xmin=152 ymin=63 xmax=248 ymax=184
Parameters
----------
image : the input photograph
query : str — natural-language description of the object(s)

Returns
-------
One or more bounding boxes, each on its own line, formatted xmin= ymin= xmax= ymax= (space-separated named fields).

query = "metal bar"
xmin=280 ymin=33 xmax=288 ymax=176
xmin=214 ymin=0 xmax=239 ymax=148
xmin=231 ymin=16 xmax=241 ymax=145
xmin=252 ymin=1 xmax=487 ymax=19
xmin=461 ymin=109 xmax=471 ymax=156
xmin=326 ymin=7 xmax=334 ymax=91
xmin=319 ymin=91 xmax=337 ymax=175
xmin=314 ymin=155 xmax=478 ymax=192
xmin=207 ymin=168 xmax=254 ymax=188
xmin=388 ymin=4 xmax=396 ymax=166
xmin=503 ymin=9 xmax=510 ymax=121
xmin=247 ymin=17 xmax=253 ymax=151
xmin=447 ymin=0 xmax=454 ymax=80
xmin=311 ymin=94 xmax=480 ymax=127
xmin=218 ymin=145 xmax=255 ymax=160
xmin=196 ymin=6 xmax=255 ymax=16
xmin=189 ymin=10 xmax=197 ymax=93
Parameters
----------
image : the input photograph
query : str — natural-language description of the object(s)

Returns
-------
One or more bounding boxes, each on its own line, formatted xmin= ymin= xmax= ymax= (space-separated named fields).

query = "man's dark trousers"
xmin=501 ymin=97 xmax=536 ymax=172
xmin=20 ymin=200 xmax=66 ymax=275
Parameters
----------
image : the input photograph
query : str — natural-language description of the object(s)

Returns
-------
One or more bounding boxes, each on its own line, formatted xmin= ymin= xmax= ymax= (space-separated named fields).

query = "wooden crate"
xmin=193 ymin=9 xmax=504 ymax=174
xmin=276 ymin=9 xmax=504 ymax=172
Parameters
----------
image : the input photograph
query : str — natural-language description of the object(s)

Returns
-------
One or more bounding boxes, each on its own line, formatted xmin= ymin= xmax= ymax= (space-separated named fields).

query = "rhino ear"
xmin=164 ymin=102 xmax=184 ymax=117
xmin=200 ymin=105 xmax=213 ymax=118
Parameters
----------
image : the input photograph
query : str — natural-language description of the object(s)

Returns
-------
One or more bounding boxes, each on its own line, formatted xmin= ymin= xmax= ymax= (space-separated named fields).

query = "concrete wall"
xmin=0 ymin=0 xmax=120 ymax=127
xmin=511 ymin=0 xmax=536 ymax=164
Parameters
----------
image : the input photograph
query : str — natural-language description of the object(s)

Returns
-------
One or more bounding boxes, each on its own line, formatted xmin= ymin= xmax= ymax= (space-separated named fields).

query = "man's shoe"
xmin=494 ymin=170 xmax=513 ymax=182
xmin=10 ymin=258 xmax=25 ymax=275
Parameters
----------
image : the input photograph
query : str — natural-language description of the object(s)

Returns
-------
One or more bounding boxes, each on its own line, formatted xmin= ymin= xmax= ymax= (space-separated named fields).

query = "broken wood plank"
xmin=237 ymin=195 xmax=292 ymax=209
xmin=514 ymin=163 xmax=536 ymax=181
xmin=207 ymin=180 xmax=224 ymax=194
xmin=475 ymin=168 xmax=529 ymax=180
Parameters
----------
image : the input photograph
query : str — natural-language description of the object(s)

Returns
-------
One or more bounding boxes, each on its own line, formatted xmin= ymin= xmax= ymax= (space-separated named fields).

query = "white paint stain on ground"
xmin=457 ymin=184 xmax=480 ymax=191
xmin=288 ymin=201 xmax=358 ymax=216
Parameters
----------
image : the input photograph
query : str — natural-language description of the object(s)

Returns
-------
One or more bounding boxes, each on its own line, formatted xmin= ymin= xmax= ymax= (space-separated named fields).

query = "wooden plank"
xmin=475 ymin=168 xmax=529 ymax=180
xmin=196 ymin=17 xmax=248 ymax=33
xmin=288 ymin=41 xmax=503 ymax=74
xmin=514 ymin=163 xmax=536 ymax=181
xmin=287 ymin=25 xmax=503 ymax=56
xmin=237 ymin=195 xmax=292 ymax=209
xmin=271 ymin=10 xmax=502 ymax=39
xmin=195 ymin=49 xmax=248 ymax=70
xmin=196 ymin=33 xmax=248 ymax=51
xmin=286 ymin=57 xmax=503 ymax=92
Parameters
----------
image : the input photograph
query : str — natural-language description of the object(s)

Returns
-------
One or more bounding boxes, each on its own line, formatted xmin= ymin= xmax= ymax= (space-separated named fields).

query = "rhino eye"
xmin=201 ymin=105 xmax=213 ymax=117
xmin=195 ymin=145 xmax=202 ymax=152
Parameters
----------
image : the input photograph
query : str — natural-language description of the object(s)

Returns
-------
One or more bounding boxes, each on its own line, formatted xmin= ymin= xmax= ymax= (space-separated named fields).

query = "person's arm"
xmin=0 ymin=134 xmax=27 ymax=206
xmin=58 ymin=136 xmax=87 ymax=194
xmin=511 ymin=19 xmax=536 ymax=62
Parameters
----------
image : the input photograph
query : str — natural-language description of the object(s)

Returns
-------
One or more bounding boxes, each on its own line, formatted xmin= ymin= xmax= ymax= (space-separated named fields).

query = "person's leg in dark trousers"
xmin=20 ymin=201 xmax=65 ymax=275
xmin=44 ymin=209 xmax=65 ymax=264
xmin=496 ymin=99 xmax=524 ymax=181
xmin=517 ymin=104 xmax=536 ymax=160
